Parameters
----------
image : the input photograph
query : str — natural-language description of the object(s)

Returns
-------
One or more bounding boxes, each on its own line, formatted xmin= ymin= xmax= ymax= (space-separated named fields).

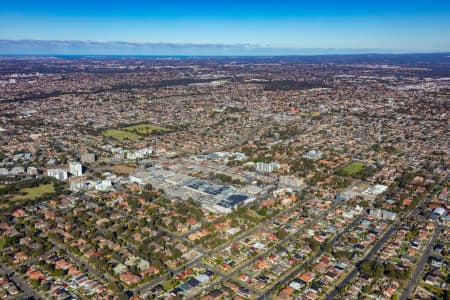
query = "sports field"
xmin=340 ymin=162 xmax=365 ymax=175
xmin=102 ymin=129 xmax=141 ymax=141
xmin=12 ymin=183 xmax=55 ymax=201
xmin=123 ymin=124 xmax=168 ymax=135
xmin=102 ymin=124 xmax=168 ymax=141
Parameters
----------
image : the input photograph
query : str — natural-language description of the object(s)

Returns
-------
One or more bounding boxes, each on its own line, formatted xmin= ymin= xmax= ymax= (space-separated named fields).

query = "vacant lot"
xmin=111 ymin=165 xmax=136 ymax=175
xmin=299 ymin=111 xmax=321 ymax=118
xmin=339 ymin=162 xmax=365 ymax=176
xmin=12 ymin=183 xmax=55 ymax=201
xmin=102 ymin=129 xmax=141 ymax=141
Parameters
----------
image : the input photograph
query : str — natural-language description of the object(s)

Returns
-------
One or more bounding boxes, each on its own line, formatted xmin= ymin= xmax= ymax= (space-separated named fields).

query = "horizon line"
xmin=2 ymin=52 xmax=450 ymax=58
xmin=1 ymin=39 xmax=450 ymax=56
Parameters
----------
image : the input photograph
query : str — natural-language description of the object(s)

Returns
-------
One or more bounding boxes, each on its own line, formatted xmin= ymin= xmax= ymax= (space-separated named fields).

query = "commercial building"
xmin=80 ymin=153 xmax=96 ymax=164
xmin=47 ymin=169 xmax=68 ymax=180
xmin=362 ymin=184 xmax=388 ymax=195
xmin=368 ymin=208 xmax=397 ymax=221
xmin=303 ymin=149 xmax=323 ymax=161
xmin=69 ymin=162 xmax=83 ymax=177
xmin=126 ymin=147 xmax=153 ymax=160
xmin=130 ymin=167 xmax=255 ymax=214
xmin=256 ymin=162 xmax=280 ymax=173
xmin=279 ymin=175 xmax=304 ymax=188
xmin=27 ymin=167 xmax=38 ymax=176
xmin=95 ymin=180 xmax=113 ymax=192
xmin=0 ymin=168 xmax=8 ymax=175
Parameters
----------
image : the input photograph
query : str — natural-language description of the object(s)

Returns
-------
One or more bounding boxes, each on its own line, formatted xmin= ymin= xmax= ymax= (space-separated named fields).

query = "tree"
xmin=374 ymin=262 xmax=384 ymax=278
xmin=360 ymin=261 xmax=373 ymax=275
xmin=0 ymin=237 xmax=9 ymax=249
xmin=308 ymin=239 xmax=320 ymax=252
xmin=275 ymin=228 xmax=288 ymax=240
xmin=109 ymin=281 xmax=123 ymax=292
xmin=117 ymin=294 xmax=129 ymax=300
xmin=31 ymin=279 xmax=40 ymax=288
xmin=362 ymin=285 xmax=371 ymax=294
xmin=42 ymin=282 xmax=51 ymax=291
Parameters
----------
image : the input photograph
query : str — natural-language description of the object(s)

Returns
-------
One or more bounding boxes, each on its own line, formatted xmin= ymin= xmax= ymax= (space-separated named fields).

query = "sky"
xmin=1 ymin=0 xmax=450 ymax=54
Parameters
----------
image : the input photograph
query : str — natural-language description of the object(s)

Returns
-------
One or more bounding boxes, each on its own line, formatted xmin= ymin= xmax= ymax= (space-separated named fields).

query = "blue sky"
xmin=1 ymin=0 xmax=450 ymax=52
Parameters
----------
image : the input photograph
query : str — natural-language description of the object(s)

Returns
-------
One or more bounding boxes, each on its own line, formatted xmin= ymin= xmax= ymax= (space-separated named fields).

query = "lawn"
xmin=12 ymin=183 xmax=55 ymax=201
xmin=123 ymin=124 xmax=168 ymax=135
xmin=340 ymin=162 xmax=365 ymax=176
xmin=102 ymin=129 xmax=141 ymax=141
xmin=161 ymin=280 xmax=174 ymax=291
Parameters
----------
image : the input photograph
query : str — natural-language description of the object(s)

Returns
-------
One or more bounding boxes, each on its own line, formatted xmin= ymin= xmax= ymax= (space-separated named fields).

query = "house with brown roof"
xmin=119 ymin=272 xmax=140 ymax=285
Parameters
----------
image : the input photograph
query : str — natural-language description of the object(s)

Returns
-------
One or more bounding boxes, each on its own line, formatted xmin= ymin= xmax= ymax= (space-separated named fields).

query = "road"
xmin=133 ymin=273 xmax=169 ymax=296
xmin=138 ymin=204 xmax=312 ymax=298
xmin=324 ymin=177 xmax=446 ymax=300
xmin=64 ymin=248 xmax=110 ymax=282
xmin=18 ymin=246 xmax=58 ymax=267
xmin=0 ymin=263 xmax=41 ymax=300
xmin=220 ymin=124 xmax=263 ymax=152
xmin=204 ymin=204 xmax=301 ymax=256
xmin=397 ymin=176 xmax=448 ymax=299
xmin=258 ymin=213 xmax=366 ymax=300
xmin=400 ymin=226 xmax=441 ymax=300
xmin=131 ymin=166 xmax=308 ymax=297
xmin=133 ymin=254 xmax=203 ymax=294
xmin=186 ymin=203 xmax=340 ymax=299
xmin=47 ymin=240 xmax=111 ymax=285
xmin=0 ymin=246 xmax=59 ymax=300
xmin=325 ymin=221 xmax=399 ymax=300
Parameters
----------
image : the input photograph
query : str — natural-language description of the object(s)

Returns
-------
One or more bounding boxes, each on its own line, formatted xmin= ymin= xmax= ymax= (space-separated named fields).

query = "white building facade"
xmin=47 ymin=169 xmax=68 ymax=180
xmin=69 ymin=162 xmax=83 ymax=176
xmin=256 ymin=162 xmax=280 ymax=173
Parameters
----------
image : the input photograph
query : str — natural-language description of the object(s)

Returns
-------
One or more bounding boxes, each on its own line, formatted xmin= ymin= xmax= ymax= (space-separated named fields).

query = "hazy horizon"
xmin=2 ymin=39 xmax=450 ymax=56
xmin=1 ymin=1 xmax=450 ymax=54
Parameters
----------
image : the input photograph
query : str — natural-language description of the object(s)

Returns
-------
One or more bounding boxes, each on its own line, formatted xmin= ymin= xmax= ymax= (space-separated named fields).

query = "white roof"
xmin=433 ymin=208 xmax=446 ymax=215
xmin=194 ymin=274 xmax=209 ymax=283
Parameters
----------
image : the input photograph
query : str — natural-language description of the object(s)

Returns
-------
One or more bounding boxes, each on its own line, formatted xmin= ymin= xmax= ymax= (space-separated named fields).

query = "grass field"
xmin=102 ymin=129 xmax=141 ymax=141
xmin=102 ymin=124 xmax=167 ymax=141
xmin=340 ymin=162 xmax=365 ymax=175
xmin=12 ymin=183 xmax=55 ymax=201
xmin=123 ymin=124 xmax=168 ymax=135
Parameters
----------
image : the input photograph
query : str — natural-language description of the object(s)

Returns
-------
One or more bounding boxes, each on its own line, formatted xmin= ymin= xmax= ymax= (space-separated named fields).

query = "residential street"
xmin=0 ymin=263 xmax=41 ymax=300
xmin=400 ymin=226 xmax=442 ymax=300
